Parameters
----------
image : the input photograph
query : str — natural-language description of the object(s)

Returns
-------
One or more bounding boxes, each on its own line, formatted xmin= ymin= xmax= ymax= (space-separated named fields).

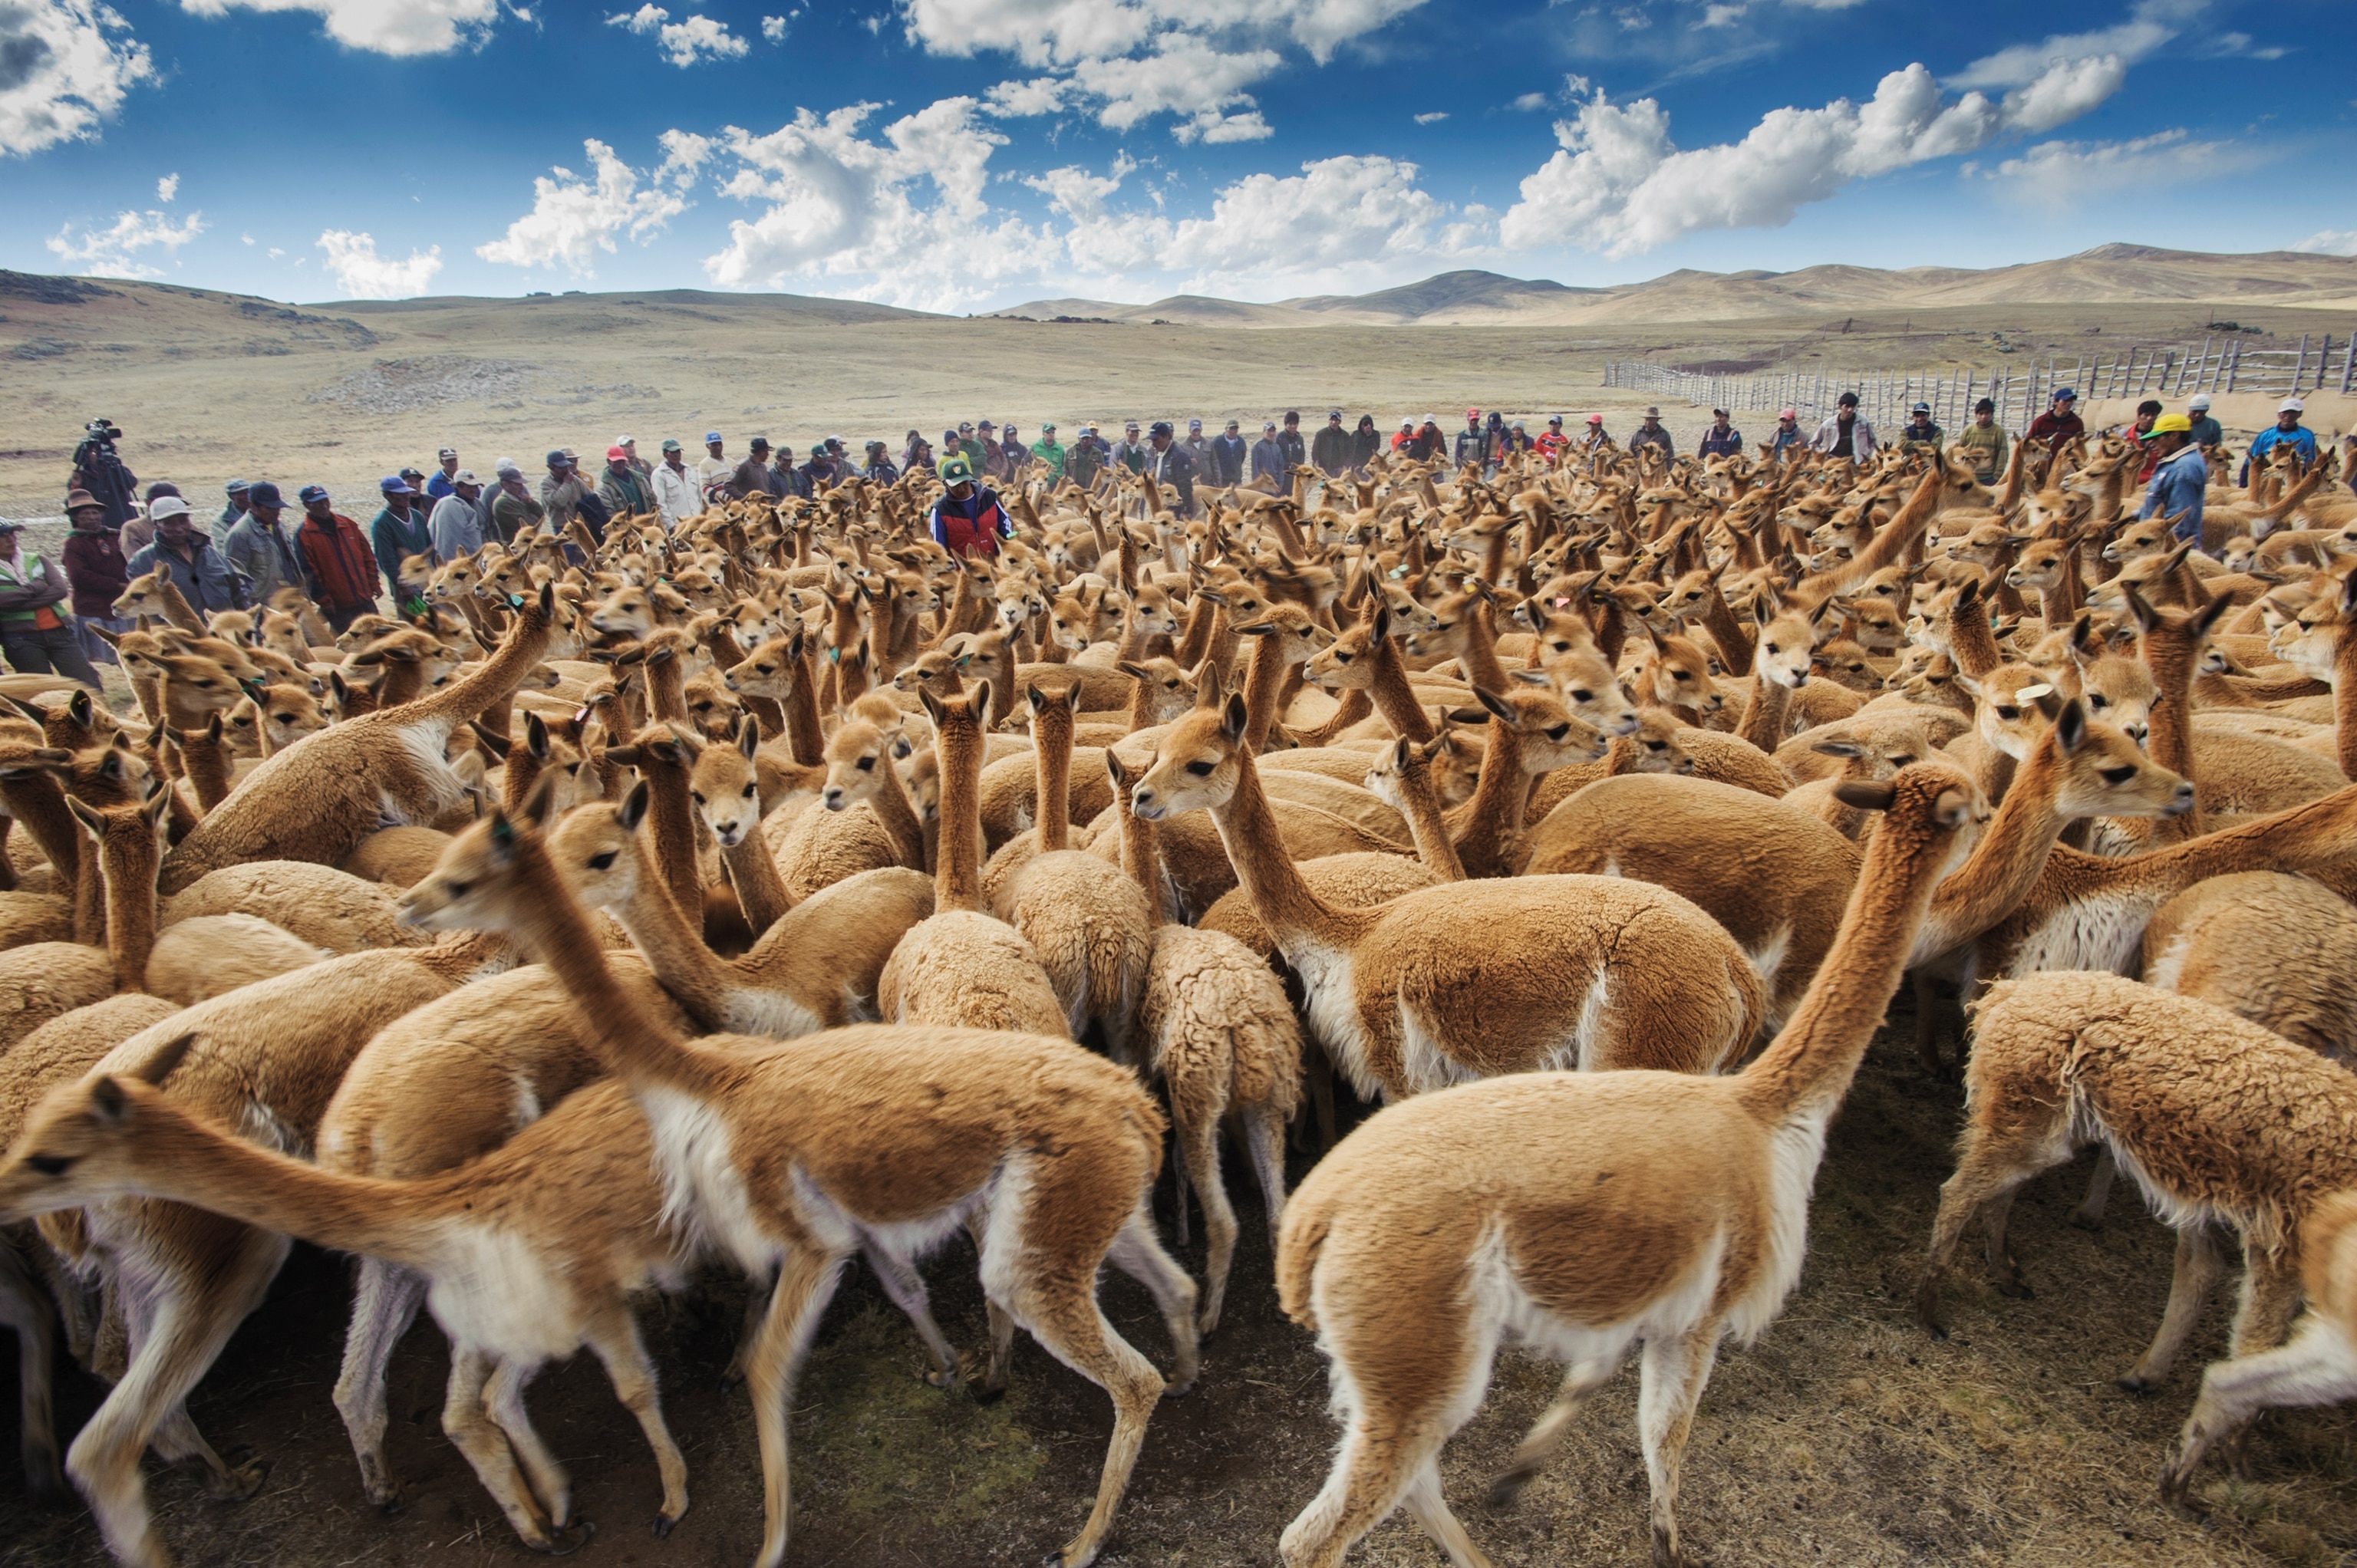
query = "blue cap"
xmin=1149 ymin=420 xmax=1173 ymax=437
xmin=225 ymin=478 xmax=250 ymax=493
xmin=545 ymin=449 xmax=569 ymax=466
xmin=2054 ymin=387 xmax=2077 ymax=401
xmin=379 ymin=475 xmax=417 ymax=496
xmin=246 ymin=481 xmax=282 ymax=508
xmin=703 ymin=430 xmax=723 ymax=444
xmin=297 ymin=484 xmax=329 ymax=505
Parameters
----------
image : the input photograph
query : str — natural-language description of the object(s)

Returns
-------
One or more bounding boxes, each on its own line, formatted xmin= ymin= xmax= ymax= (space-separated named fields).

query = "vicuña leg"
xmin=746 ymin=1247 xmax=849 ymax=1568
xmin=1637 ymin=1326 xmax=1722 ymax=1568
xmin=581 ymin=1306 xmax=691 ymax=1536
xmin=2161 ymin=1319 xmax=2357 ymax=1510
xmin=2121 ymin=1224 xmax=2227 ymax=1392
xmin=1488 ymin=1355 xmax=1622 ymax=1507
xmin=440 ymin=1346 xmax=562 ymax=1550
xmin=334 ymin=1257 xmax=429 ymax=1507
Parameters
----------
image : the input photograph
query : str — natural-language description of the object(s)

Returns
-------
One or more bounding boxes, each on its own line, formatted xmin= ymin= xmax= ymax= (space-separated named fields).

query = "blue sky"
xmin=2 ymin=0 xmax=2349 ymax=311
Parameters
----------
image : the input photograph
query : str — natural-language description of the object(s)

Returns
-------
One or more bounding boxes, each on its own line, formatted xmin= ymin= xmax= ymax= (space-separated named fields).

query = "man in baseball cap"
xmin=2139 ymin=412 xmax=2206 ymax=543
xmin=929 ymin=450 xmax=1013 ymax=560
xmin=220 ymin=478 xmax=305 ymax=604
xmin=371 ymin=475 xmax=433 ymax=609
xmin=219 ymin=477 xmax=253 ymax=534
xmin=1314 ymin=408 xmax=1353 ymax=477
xmin=2243 ymin=395 xmax=2317 ymax=483
xmin=426 ymin=446 xmax=461 ymax=500
xmin=1251 ymin=420 xmax=1284 ymax=483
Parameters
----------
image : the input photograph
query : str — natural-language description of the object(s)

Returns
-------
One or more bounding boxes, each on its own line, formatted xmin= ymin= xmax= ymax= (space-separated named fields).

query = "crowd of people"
xmin=2 ymin=387 xmax=2319 ymax=687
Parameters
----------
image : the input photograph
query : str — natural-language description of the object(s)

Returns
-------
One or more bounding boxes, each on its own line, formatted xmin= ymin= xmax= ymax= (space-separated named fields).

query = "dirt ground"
xmin=4 ymin=996 xmax=2352 ymax=1568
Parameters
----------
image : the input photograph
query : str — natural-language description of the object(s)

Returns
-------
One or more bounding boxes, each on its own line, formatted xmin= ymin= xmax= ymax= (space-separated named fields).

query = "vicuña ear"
xmin=1221 ymin=690 xmax=1248 ymax=742
xmin=2054 ymin=698 xmax=2088 ymax=753
xmin=738 ymin=719 xmax=760 ymax=759
xmin=1831 ymin=780 xmax=1896 ymax=812
xmin=129 ymin=1029 xmax=197 ymax=1088
xmin=66 ymin=796 xmax=107 ymax=840
xmin=1474 ymin=687 xmax=1515 ymax=723
xmin=1103 ymin=752 xmax=1129 ymax=792
xmin=1934 ymin=788 xmax=1973 ymax=829
xmin=617 ymin=779 xmax=652 ymax=833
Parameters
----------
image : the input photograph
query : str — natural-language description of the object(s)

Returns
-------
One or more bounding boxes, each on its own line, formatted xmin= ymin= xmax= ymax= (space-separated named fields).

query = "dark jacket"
xmin=370 ymin=504 xmax=435 ymax=595
xmin=1697 ymin=425 xmax=1743 ymax=458
xmin=1144 ymin=440 xmax=1197 ymax=514
xmin=127 ymin=532 xmax=246 ymax=615
xmin=1210 ymin=433 xmax=1248 ymax=486
xmin=297 ymin=512 xmax=381 ymax=612
xmin=1350 ymin=423 xmax=1380 ymax=468
xmin=61 ymin=527 xmax=131 ymax=618
xmin=1310 ymin=424 xmax=1354 ymax=476
xmin=2026 ymin=410 xmax=2085 ymax=446
xmin=1274 ymin=427 xmax=1306 ymax=470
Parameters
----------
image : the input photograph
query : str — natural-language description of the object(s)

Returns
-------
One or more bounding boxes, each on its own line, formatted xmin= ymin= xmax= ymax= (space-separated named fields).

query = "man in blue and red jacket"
xmin=928 ymin=453 xmax=1013 ymax=559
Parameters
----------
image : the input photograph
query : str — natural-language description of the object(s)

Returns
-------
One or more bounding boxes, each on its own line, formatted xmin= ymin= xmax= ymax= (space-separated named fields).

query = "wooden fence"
xmin=1604 ymin=330 xmax=2357 ymax=433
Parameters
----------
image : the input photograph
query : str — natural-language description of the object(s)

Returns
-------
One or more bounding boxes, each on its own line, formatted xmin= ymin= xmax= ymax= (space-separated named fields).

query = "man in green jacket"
xmin=2186 ymin=394 xmax=2223 ymax=449
xmin=1955 ymin=399 xmax=2009 ymax=485
xmin=1032 ymin=422 xmax=1066 ymax=481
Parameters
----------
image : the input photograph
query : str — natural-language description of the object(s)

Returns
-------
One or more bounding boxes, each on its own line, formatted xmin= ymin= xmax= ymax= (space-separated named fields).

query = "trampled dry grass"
xmin=4 ymin=1003 xmax=2352 ymax=1567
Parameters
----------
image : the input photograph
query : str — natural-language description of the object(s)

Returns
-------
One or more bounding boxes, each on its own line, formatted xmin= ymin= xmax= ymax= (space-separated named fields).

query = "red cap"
xmin=1585 ymin=413 xmax=1603 ymax=424
xmin=605 ymin=444 xmax=628 ymax=460
xmin=1466 ymin=407 xmax=1480 ymax=418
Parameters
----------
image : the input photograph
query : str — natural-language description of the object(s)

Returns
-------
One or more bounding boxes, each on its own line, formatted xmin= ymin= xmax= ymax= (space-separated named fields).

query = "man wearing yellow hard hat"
xmin=2138 ymin=412 xmax=2206 ymax=545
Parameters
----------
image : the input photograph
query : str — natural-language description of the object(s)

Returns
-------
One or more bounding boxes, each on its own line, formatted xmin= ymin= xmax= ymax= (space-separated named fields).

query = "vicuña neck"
xmin=935 ymin=724 xmax=986 ymax=912
xmin=1740 ymin=791 xmax=1956 ymax=1122
xmin=1207 ymin=750 xmax=1376 ymax=959
xmin=1446 ymin=720 xmax=1523 ymax=879
xmin=1913 ymin=733 xmax=2072 ymax=964
xmin=1367 ymin=632 xmax=1436 ymax=743
xmin=1034 ymin=708 xmax=1073 ymax=852
xmin=506 ymin=834 xmax=719 ymax=1094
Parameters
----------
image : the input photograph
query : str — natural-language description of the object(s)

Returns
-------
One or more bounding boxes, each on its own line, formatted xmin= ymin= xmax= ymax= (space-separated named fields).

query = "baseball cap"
xmin=959 ymin=421 xmax=974 ymax=433
xmin=1547 ymin=414 xmax=1563 ymax=425
xmin=1263 ymin=421 xmax=1277 ymax=432
xmin=437 ymin=446 xmax=458 ymax=460
xmin=380 ymin=475 xmax=417 ymax=496
xmin=1328 ymin=409 xmax=1343 ymax=420
xmin=1778 ymin=407 xmax=1798 ymax=420
xmin=978 ymin=420 xmax=996 ymax=431
xmin=1125 ymin=420 xmax=1140 ymax=431
xmin=2280 ymin=397 xmax=2305 ymax=413
xmin=0 ymin=518 xmax=21 ymax=533
xmin=938 ymin=453 xmax=974 ymax=485
xmin=606 ymin=444 xmax=629 ymax=460
xmin=1040 ymin=422 xmax=1057 ymax=432
xmin=545 ymin=449 xmax=570 ymax=466
xmin=149 ymin=495 xmax=193 ymax=521
xmin=2053 ymin=387 xmax=2077 ymax=402
xmin=452 ymin=469 xmax=480 ymax=486
xmin=1400 ymin=417 xmax=1414 ymax=428
xmin=1911 ymin=401 xmax=1930 ymax=413
xmin=661 ymin=438 xmax=681 ymax=452
xmin=225 ymin=478 xmax=251 ymax=494
xmin=704 ymin=430 xmax=724 ymax=444
xmin=1466 ymin=407 xmax=1480 ymax=418
xmin=246 ymin=482 xmax=284 ymax=509
xmin=614 ymin=435 xmax=634 ymax=448
xmin=1189 ymin=417 xmax=1203 ymax=430
xmin=1149 ymin=420 xmax=1173 ymax=437
xmin=749 ymin=436 xmax=771 ymax=451
xmin=2142 ymin=413 xmax=2192 ymax=438
xmin=298 ymin=484 xmax=331 ymax=505
xmin=2188 ymin=394 xmax=2212 ymax=411
xmin=1585 ymin=413 xmax=1603 ymax=425
xmin=1712 ymin=408 xmax=1729 ymax=418
xmin=494 ymin=459 xmax=522 ymax=477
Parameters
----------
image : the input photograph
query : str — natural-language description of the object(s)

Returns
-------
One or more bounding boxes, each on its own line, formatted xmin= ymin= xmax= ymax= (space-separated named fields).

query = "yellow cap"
xmin=2141 ymin=413 xmax=2191 ymax=438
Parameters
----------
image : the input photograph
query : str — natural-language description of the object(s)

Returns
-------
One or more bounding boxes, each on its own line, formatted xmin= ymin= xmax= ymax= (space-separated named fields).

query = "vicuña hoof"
xmin=206 ymin=1454 xmax=269 ymax=1504
xmin=539 ymin=1519 xmax=595 ymax=1556
xmin=25 ymin=1454 xmax=70 ymax=1510
xmin=2117 ymin=1371 xmax=2161 ymax=1395
xmin=2068 ymin=1212 xmax=2105 ymax=1234
xmin=1991 ymin=1275 xmax=2036 ymax=1301
xmin=971 ymin=1381 xmax=1007 ymax=1406
xmin=652 ymin=1514 xmax=678 ymax=1539
xmin=1488 ymin=1469 xmax=1536 ymax=1509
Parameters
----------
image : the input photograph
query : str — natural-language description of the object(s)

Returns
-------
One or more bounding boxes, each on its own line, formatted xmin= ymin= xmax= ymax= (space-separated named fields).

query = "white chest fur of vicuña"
xmin=638 ymin=1085 xmax=768 ymax=1273
xmin=2008 ymin=892 xmax=2148 ymax=977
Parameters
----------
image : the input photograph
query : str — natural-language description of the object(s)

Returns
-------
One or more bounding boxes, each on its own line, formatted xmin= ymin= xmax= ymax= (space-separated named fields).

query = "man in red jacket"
xmin=61 ymin=487 xmax=130 ymax=664
xmin=292 ymin=483 xmax=383 ymax=634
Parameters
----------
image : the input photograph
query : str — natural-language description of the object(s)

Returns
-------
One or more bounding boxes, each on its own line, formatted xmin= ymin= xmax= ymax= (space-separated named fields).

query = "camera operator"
xmin=69 ymin=419 xmax=140 ymax=530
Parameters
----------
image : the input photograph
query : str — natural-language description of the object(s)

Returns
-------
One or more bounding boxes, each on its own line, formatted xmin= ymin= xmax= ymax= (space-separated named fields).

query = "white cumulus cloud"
xmin=1499 ymin=49 xmax=2151 ymax=259
xmin=154 ymin=170 xmax=176 ymax=201
xmin=761 ymin=13 xmax=783 ymax=41
xmin=702 ymin=97 xmax=1060 ymax=312
xmin=316 ymin=229 xmax=443 ymax=298
xmin=1948 ymin=0 xmax=2196 ymax=91
xmin=2293 ymin=229 xmax=2357 ymax=257
xmin=478 ymin=132 xmax=710 ymax=275
xmin=0 ymin=0 xmax=154 ymax=156
xmin=607 ymin=5 xmax=747 ymax=66
xmin=177 ymin=0 xmax=499 ymax=55
xmin=45 ymin=206 xmax=204 ymax=276
xmin=901 ymin=0 xmax=1430 ymax=142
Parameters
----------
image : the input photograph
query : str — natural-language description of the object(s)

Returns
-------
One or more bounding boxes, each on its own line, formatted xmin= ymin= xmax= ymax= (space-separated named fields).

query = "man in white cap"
xmin=129 ymin=493 xmax=246 ymax=615
xmin=1250 ymin=420 xmax=1284 ymax=484
xmin=425 ymin=446 xmax=461 ymax=501
xmin=615 ymin=436 xmax=651 ymax=479
xmin=2185 ymin=394 xmax=2222 ymax=449
xmin=429 ymin=469 xmax=487 ymax=560
xmin=2243 ymin=397 xmax=2316 ymax=483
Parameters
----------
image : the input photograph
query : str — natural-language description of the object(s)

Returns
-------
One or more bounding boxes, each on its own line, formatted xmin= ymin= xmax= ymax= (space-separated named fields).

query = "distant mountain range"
xmin=987 ymin=245 xmax=2357 ymax=328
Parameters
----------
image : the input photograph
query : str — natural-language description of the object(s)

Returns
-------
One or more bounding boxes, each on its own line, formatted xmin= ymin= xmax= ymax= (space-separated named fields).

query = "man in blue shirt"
xmin=424 ymin=447 xmax=460 ymax=500
xmin=2241 ymin=397 xmax=2319 ymax=483
xmin=2140 ymin=414 xmax=2207 ymax=544
xmin=369 ymin=476 xmax=434 ymax=614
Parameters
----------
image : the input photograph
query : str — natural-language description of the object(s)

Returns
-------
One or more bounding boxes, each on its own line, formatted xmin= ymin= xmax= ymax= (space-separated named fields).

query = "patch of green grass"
xmin=791 ymin=1302 xmax=1046 ymax=1527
